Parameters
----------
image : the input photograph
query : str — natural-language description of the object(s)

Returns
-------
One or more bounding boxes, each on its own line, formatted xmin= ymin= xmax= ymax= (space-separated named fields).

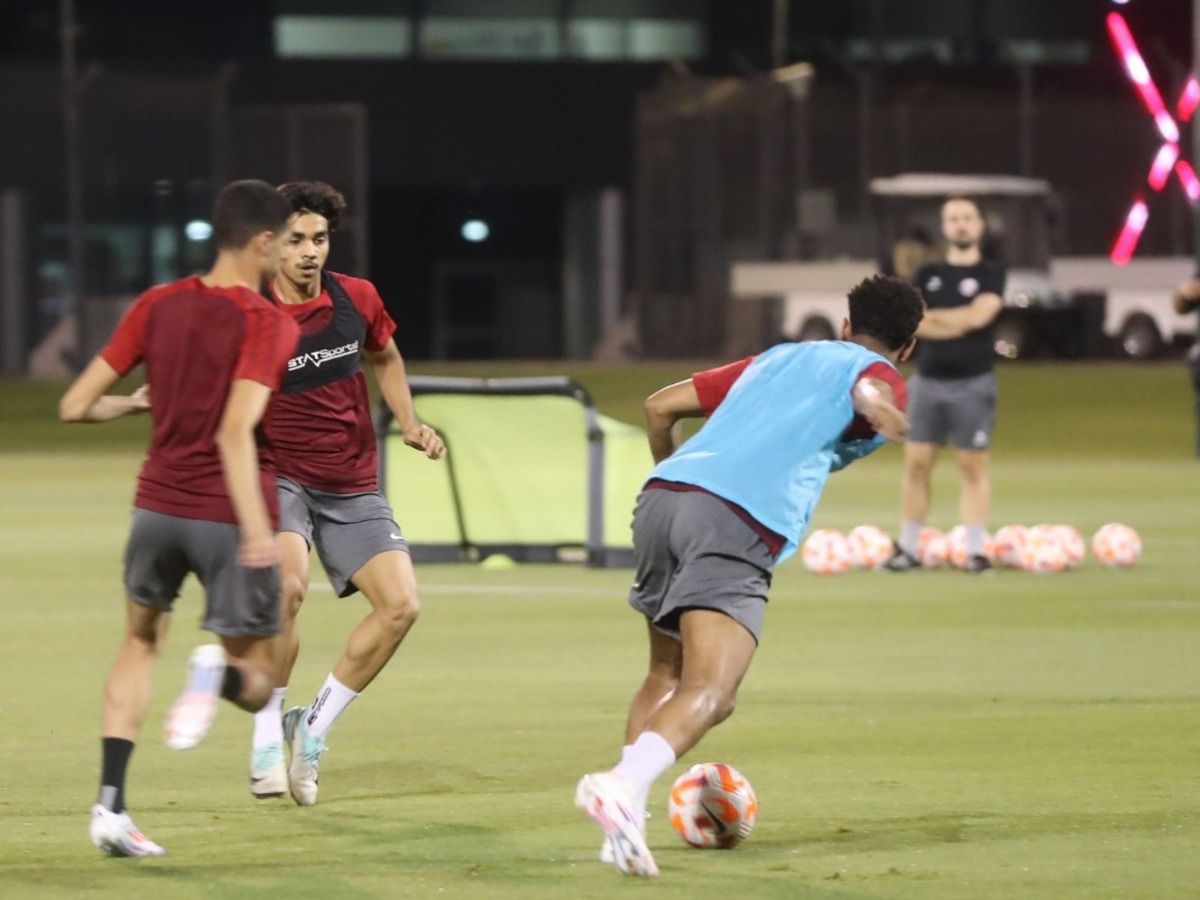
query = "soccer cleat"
xmin=89 ymin=804 xmax=166 ymax=858
xmin=600 ymin=810 xmax=649 ymax=864
xmin=883 ymin=546 xmax=922 ymax=572
xmin=282 ymin=706 xmax=327 ymax=807
xmin=575 ymin=772 xmax=658 ymax=877
xmin=249 ymin=742 xmax=288 ymax=799
xmin=963 ymin=553 xmax=993 ymax=574
xmin=164 ymin=644 xmax=226 ymax=751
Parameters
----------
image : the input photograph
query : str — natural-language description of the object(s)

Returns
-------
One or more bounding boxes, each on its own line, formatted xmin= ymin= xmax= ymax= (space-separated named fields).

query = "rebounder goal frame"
xmin=376 ymin=375 xmax=638 ymax=568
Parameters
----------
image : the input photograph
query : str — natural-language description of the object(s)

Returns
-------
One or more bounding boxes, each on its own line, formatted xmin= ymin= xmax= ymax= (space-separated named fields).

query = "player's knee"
xmin=687 ymin=681 xmax=738 ymax=726
xmin=379 ymin=590 xmax=420 ymax=638
xmin=281 ymin=574 xmax=307 ymax=618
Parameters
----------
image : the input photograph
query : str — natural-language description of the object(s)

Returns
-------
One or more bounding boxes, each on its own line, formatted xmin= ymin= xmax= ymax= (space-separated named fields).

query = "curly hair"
xmin=846 ymin=275 xmax=925 ymax=351
xmin=277 ymin=181 xmax=348 ymax=232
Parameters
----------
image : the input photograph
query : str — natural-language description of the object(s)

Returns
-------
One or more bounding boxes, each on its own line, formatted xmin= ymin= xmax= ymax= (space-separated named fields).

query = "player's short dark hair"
xmin=846 ymin=275 xmax=925 ymax=351
xmin=277 ymin=181 xmax=348 ymax=232
xmin=211 ymin=179 xmax=292 ymax=250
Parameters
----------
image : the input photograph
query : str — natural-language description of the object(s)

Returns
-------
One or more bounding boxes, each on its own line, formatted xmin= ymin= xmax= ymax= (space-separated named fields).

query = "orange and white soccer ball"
xmin=1050 ymin=524 xmax=1086 ymax=569
xmin=1020 ymin=524 xmax=1068 ymax=573
xmin=992 ymin=525 xmax=1028 ymax=569
xmin=1092 ymin=523 xmax=1141 ymax=568
xmin=946 ymin=525 xmax=994 ymax=569
xmin=847 ymin=525 xmax=893 ymax=569
xmin=668 ymin=762 xmax=758 ymax=850
xmin=802 ymin=529 xmax=852 ymax=575
xmin=917 ymin=527 xmax=948 ymax=568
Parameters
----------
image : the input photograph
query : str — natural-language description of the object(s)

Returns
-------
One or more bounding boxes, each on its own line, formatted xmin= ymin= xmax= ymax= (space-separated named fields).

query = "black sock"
xmin=220 ymin=664 xmax=244 ymax=702
xmin=99 ymin=737 xmax=134 ymax=813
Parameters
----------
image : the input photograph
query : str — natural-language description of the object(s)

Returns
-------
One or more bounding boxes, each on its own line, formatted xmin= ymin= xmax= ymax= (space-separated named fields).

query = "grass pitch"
xmin=0 ymin=363 xmax=1198 ymax=899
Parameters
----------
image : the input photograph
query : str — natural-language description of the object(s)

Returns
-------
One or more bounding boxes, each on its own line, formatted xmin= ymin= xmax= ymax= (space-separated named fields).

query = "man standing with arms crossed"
xmin=885 ymin=196 xmax=1005 ymax=574
xmin=247 ymin=181 xmax=445 ymax=806
xmin=60 ymin=180 xmax=300 ymax=857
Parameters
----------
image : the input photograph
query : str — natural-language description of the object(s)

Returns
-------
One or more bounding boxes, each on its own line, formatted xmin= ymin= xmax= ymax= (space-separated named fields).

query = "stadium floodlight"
xmin=1105 ymin=11 xmax=1198 ymax=263
xmin=461 ymin=219 xmax=489 ymax=242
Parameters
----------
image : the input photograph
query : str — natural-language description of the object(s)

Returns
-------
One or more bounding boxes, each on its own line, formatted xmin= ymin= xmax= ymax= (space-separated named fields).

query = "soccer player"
xmin=885 ymin=196 xmax=1005 ymax=574
xmin=575 ymin=275 xmax=924 ymax=877
xmin=246 ymin=181 xmax=445 ymax=806
xmin=59 ymin=180 xmax=301 ymax=857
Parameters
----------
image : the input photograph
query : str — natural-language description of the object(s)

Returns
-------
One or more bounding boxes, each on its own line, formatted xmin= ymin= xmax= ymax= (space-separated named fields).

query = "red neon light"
xmin=1178 ymin=76 xmax=1200 ymax=122
xmin=1110 ymin=200 xmax=1149 ymax=265
xmin=1175 ymin=160 xmax=1200 ymax=201
xmin=1106 ymin=13 xmax=1179 ymax=141
xmin=1148 ymin=143 xmax=1180 ymax=190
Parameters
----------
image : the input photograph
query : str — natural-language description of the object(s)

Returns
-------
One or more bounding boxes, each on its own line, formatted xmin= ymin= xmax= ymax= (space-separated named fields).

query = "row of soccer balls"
xmin=801 ymin=523 xmax=1143 ymax=575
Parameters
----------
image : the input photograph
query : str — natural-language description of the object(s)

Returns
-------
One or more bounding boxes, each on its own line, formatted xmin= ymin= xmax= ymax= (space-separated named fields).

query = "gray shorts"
xmin=628 ymin=489 xmax=775 ymax=644
xmin=278 ymin=476 xmax=408 ymax=598
xmin=124 ymin=509 xmax=281 ymax=637
xmin=908 ymin=372 xmax=998 ymax=450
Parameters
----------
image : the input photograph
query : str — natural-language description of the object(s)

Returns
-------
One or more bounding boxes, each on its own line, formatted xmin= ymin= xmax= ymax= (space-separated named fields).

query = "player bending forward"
xmin=247 ymin=181 xmax=445 ymax=805
xmin=575 ymin=275 xmax=924 ymax=876
xmin=60 ymin=180 xmax=300 ymax=857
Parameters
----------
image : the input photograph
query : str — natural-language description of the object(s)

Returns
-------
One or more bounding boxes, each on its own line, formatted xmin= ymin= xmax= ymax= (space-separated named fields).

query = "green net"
xmin=382 ymin=391 xmax=652 ymax=558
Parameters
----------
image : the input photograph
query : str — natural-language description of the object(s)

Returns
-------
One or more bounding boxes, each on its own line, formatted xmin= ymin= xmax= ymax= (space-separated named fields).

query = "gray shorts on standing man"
xmin=907 ymin=371 xmax=997 ymax=451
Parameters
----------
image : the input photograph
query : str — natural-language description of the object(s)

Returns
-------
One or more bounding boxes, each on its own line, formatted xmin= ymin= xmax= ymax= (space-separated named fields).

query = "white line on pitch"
xmin=309 ymin=582 xmax=619 ymax=596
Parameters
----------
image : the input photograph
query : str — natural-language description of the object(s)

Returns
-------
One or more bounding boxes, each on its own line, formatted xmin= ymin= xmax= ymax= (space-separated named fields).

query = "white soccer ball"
xmin=847 ymin=525 xmax=894 ymax=569
xmin=802 ymin=529 xmax=853 ymax=575
xmin=668 ymin=762 xmax=758 ymax=850
xmin=1091 ymin=523 xmax=1141 ymax=568
xmin=917 ymin=526 xmax=948 ymax=568
xmin=992 ymin=525 xmax=1028 ymax=569
xmin=946 ymin=524 xmax=994 ymax=570
xmin=1050 ymin=524 xmax=1086 ymax=569
xmin=1020 ymin=524 xmax=1068 ymax=573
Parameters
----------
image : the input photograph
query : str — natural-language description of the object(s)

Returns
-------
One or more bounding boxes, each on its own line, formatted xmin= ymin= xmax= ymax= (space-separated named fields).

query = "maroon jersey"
xmin=263 ymin=273 xmax=397 ymax=494
xmin=100 ymin=276 xmax=300 ymax=526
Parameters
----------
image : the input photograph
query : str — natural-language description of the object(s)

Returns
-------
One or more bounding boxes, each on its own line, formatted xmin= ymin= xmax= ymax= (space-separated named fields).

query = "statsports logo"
xmin=288 ymin=341 xmax=359 ymax=372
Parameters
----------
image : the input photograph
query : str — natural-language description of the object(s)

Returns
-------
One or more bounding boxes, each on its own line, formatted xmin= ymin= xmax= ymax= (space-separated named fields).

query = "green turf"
xmin=1 ymin=364 xmax=1198 ymax=898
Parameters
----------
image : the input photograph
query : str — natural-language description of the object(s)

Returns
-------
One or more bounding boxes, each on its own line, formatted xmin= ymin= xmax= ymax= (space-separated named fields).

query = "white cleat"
xmin=89 ymin=804 xmax=166 ymax=858
xmin=600 ymin=811 xmax=649 ymax=865
xmin=165 ymin=644 xmax=226 ymax=751
xmin=249 ymin=742 xmax=288 ymax=799
xmin=282 ymin=706 xmax=327 ymax=807
xmin=575 ymin=772 xmax=658 ymax=877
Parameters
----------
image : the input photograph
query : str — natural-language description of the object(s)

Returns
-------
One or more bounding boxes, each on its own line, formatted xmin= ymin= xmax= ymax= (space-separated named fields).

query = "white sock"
xmin=967 ymin=525 xmax=987 ymax=557
xmin=252 ymin=687 xmax=287 ymax=750
xmin=613 ymin=731 xmax=676 ymax=811
xmin=305 ymin=674 xmax=359 ymax=740
xmin=899 ymin=520 xmax=923 ymax=557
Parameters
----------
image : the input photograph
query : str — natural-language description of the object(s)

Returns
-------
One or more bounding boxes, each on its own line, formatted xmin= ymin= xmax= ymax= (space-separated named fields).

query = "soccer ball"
xmin=916 ymin=526 xmax=948 ymax=568
xmin=1020 ymin=524 xmax=1068 ymax=573
xmin=802 ymin=529 xmax=852 ymax=575
xmin=847 ymin=525 xmax=893 ymax=569
xmin=992 ymin=524 xmax=1028 ymax=569
xmin=668 ymin=762 xmax=758 ymax=850
xmin=1050 ymin=524 xmax=1086 ymax=569
xmin=946 ymin=524 xmax=993 ymax=570
xmin=1092 ymin=523 xmax=1141 ymax=568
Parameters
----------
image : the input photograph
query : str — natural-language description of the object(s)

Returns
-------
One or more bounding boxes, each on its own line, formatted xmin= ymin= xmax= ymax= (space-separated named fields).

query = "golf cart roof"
xmin=869 ymin=173 xmax=1051 ymax=198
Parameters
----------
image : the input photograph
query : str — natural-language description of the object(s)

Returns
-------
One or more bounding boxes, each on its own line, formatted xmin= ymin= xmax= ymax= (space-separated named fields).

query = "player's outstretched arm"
xmin=58 ymin=357 xmax=151 ymax=423
xmin=916 ymin=292 xmax=1003 ymax=340
xmin=1172 ymin=278 xmax=1200 ymax=314
xmin=851 ymin=377 xmax=908 ymax=443
xmin=216 ymin=379 xmax=279 ymax=568
xmin=366 ymin=339 xmax=445 ymax=460
xmin=644 ymin=379 xmax=704 ymax=463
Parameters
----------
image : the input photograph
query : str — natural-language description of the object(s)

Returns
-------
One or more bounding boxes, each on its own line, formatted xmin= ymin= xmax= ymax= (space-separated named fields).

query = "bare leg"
xmin=623 ymin=620 xmax=682 ymax=743
xmin=273 ymin=531 xmax=310 ymax=687
xmin=956 ymin=449 xmax=991 ymax=527
xmin=221 ymin=633 xmax=277 ymax=713
xmin=640 ymin=609 xmax=758 ymax=757
xmin=901 ymin=441 xmax=939 ymax=526
xmin=331 ymin=550 xmax=421 ymax=692
xmin=101 ymin=601 xmax=169 ymax=740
